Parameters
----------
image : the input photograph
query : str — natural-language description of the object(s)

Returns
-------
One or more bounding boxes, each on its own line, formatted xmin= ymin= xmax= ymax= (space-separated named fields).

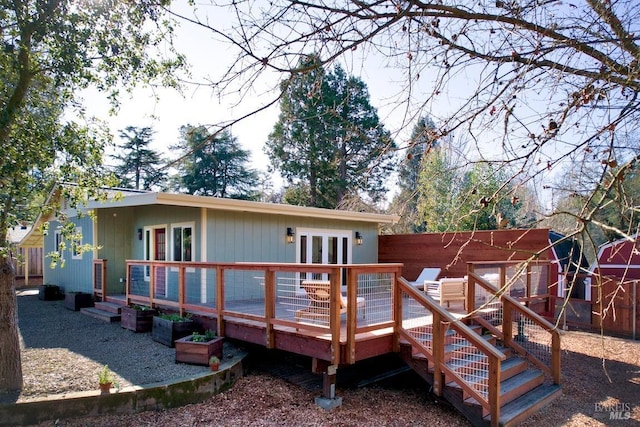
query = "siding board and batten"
xmin=33 ymin=190 xmax=396 ymax=297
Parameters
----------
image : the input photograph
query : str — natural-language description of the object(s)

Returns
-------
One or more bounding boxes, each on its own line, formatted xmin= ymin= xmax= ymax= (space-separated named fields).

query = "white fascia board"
xmin=156 ymin=193 xmax=399 ymax=224
xmin=87 ymin=192 xmax=398 ymax=224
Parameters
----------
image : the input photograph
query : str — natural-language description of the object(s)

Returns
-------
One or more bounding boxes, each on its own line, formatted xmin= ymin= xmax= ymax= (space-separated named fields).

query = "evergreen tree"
xmin=172 ymin=126 xmax=259 ymax=199
xmin=390 ymin=116 xmax=438 ymax=233
xmin=266 ymin=55 xmax=395 ymax=209
xmin=111 ymin=126 xmax=166 ymax=190
xmin=416 ymin=147 xmax=459 ymax=232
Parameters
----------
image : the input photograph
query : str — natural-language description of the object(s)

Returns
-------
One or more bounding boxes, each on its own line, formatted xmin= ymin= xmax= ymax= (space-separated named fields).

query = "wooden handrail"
xmin=398 ymin=277 xmax=505 ymax=422
xmin=468 ymin=271 xmax=560 ymax=333
xmin=399 ymin=277 xmax=507 ymax=360
xmin=468 ymin=271 xmax=561 ymax=384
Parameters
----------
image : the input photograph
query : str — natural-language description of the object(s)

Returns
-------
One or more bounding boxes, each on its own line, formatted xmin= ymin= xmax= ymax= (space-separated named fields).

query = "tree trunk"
xmin=0 ymin=256 xmax=23 ymax=393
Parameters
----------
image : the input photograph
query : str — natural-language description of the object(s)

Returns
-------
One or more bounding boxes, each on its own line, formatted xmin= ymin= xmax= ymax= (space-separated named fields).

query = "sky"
xmin=79 ymin=1 xmax=562 ymax=208
xmin=82 ymin=2 xmax=448 ymax=188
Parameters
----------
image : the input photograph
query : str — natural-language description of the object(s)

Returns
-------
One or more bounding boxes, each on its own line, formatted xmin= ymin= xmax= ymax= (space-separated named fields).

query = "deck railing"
xmin=396 ymin=277 xmax=506 ymax=423
xmin=122 ymin=260 xmax=402 ymax=365
xmin=102 ymin=258 xmax=561 ymax=424
xmin=92 ymin=259 xmax=107 ymax=301
xmin=467 ymin=268 xmax=561 ymax=384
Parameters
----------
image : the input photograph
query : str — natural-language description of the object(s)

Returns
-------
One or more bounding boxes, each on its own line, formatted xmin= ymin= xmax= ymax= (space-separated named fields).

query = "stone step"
xmin=80 ymin=307 xmax=121 ymax=323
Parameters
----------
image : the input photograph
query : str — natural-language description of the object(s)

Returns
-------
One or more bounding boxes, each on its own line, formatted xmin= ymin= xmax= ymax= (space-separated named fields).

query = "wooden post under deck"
xmin=312 ymin=358 xmax=339 ymax=400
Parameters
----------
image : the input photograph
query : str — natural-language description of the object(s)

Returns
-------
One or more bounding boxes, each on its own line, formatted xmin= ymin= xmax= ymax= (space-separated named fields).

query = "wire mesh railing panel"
xmin=445 ymin=328 xmax=490 ymax=401
xmin=223 ymin=269 xmax=265 ymax=316
xmin=356 ymin=272 xmax=393 ymax=325
xmin=184 ymin=267 xmax=216 ymax=306
xmin=275 ymin=271 xmax=332 ymax=327
xmin=530 ymin=264 xmax=549 ymax=296
xmin=152 ymin=266 xmax=174 ymax=301
xmin=93 ymin=261 xmax=104 ymax=291
xmin=400 ymin=289 xmax=434 ymax=352
xmin=510 ymin=311 xmax=553 ymax=369
xmin=506 ymin=264 xmax=527 ymax=298
xmin=474 ymin=282 xmax=503 ymax=331
xmin=128 ymin=264 xmax=148 ymax=297
xmin=274 ymin=272 xmax=304 ymax=322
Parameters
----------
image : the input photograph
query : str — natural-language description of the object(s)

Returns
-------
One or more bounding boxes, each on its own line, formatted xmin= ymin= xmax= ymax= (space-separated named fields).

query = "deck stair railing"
xmin=396 ymin=277 xmax=507 ymax=423
xmin=92 ymin=259 xmax=107 ymax=301
xmin=467 ymin=270 xmax=561 ymax=384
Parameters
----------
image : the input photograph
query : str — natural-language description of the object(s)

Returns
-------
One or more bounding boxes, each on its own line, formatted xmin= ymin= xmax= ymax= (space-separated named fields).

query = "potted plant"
xmin=151 ymin=312 xmax=194 ymax=347
xmin=64 ymin=291 xmax=94 ymax=311
xmin=98 ymin=365 xmax=116 ymax=394
xmin=121 ymin=304 xmax=157 ymax=332
xmin=209 ymin=355 xmax=221 ymax=371
xmin=175 ymin=329 xmax=224 ymax=366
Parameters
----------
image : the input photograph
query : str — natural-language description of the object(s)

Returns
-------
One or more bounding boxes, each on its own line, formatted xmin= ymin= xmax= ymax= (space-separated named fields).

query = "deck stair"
xmin=399 ymin=321 xmax=561 ymax=427
xmin=80 ymin=301 xmax=123 ymax=323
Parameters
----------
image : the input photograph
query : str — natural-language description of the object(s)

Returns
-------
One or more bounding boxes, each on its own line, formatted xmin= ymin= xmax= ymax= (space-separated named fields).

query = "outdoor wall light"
xmin=355 ymin=232 xmax=363 ymax=245
xmin=286 ymin=227 xmax=295 ymax=244
xmin=137 ymin=228 xmax=143 ymax=241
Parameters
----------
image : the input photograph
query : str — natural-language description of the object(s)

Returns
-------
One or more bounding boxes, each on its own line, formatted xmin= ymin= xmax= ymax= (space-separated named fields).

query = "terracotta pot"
xmin=99 ymin=382 xmax=112 ymax=393
xmin=210 ymin=363 xmax=220 ymax=372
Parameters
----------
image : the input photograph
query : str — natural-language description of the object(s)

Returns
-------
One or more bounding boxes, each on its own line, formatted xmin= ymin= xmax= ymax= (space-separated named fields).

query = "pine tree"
xmin=111 ymin=126 xmax=166 ymax=190
xmin=266 ymin=55 xmax=396 ymax=209
xmin=172 ymin=126 xmax=259 ymax=200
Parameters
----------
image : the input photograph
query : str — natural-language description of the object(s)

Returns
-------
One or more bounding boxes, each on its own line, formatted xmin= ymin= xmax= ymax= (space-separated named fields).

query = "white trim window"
xmin=71 ymin=226 xmax=82 ymax=260
xmin=54 ymin=230 xmax=64 ymax=264
xmin=171 ymin=222 xmax=194 ymax=262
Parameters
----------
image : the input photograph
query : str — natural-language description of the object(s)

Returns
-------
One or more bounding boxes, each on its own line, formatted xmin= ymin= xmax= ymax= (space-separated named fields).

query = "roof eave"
xmin=88 ymin=192 xmax=398 ymax=224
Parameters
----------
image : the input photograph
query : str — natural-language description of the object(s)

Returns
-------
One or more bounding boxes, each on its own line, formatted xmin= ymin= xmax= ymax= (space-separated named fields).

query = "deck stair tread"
xmin=94 ymin=301 xmax=123 ymax=314
xmin=491 ymin=384 xmax=562 ymax=426
xmin=401 ymin=301 xmax=560 ymax=427
xmin=443 ymin=334 xmax=498 ymax=360
xmin=447 ymin=355 xmax=528 ymax=382
xmin=454 ymin=369 xmax=545 ymax=407
xmin=80 ymin=307 xmax=121 ymax=323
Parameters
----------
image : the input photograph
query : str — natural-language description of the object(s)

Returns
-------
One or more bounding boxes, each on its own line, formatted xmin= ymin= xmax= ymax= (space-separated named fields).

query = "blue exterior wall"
xmin=48 ymin=201 xmax=382 ymax=299
xmin=42 ymin=214 xmax=95 ymax=293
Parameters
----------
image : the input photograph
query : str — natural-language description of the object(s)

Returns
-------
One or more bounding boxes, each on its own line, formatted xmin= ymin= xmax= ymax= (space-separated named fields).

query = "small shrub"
xmin=191 ymin=329 xmax=216 ymax=342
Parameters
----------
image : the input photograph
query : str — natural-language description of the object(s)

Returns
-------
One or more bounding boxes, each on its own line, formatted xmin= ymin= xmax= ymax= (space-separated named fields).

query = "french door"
xmin=297 ymin=228 xmax=351 ymax=288
xmin=144 ymin=226 xmax=167 ymax=297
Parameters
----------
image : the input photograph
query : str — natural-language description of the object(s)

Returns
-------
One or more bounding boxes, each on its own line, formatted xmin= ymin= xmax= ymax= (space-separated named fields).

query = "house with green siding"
xmin=26 ymin=187 xmax=398 ymax=299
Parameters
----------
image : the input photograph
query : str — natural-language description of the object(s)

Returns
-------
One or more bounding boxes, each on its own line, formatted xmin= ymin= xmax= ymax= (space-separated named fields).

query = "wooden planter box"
xmin=121 ymin=306 xmax=157 ymax=332
xmin=38 ymin=285 xmax=63 ymax=301
xmin=64 ymin=292 xmax=94 ymax=311
xmin=151 ymin=316 xmax=194 ymax=347
xmin=175 ymin=335 xmax=224 ymax=366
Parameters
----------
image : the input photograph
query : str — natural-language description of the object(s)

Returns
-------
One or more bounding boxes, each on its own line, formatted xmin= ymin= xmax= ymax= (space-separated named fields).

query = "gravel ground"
xmin=9 ymin=290 xmax=640 ymax=426
xmin=13 ymin=290 xmax=233 ymax=401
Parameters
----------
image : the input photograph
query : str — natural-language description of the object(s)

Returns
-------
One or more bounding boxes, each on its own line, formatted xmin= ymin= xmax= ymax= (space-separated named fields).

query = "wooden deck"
xmin=94 ymin=260 xmax=561 ymax=427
